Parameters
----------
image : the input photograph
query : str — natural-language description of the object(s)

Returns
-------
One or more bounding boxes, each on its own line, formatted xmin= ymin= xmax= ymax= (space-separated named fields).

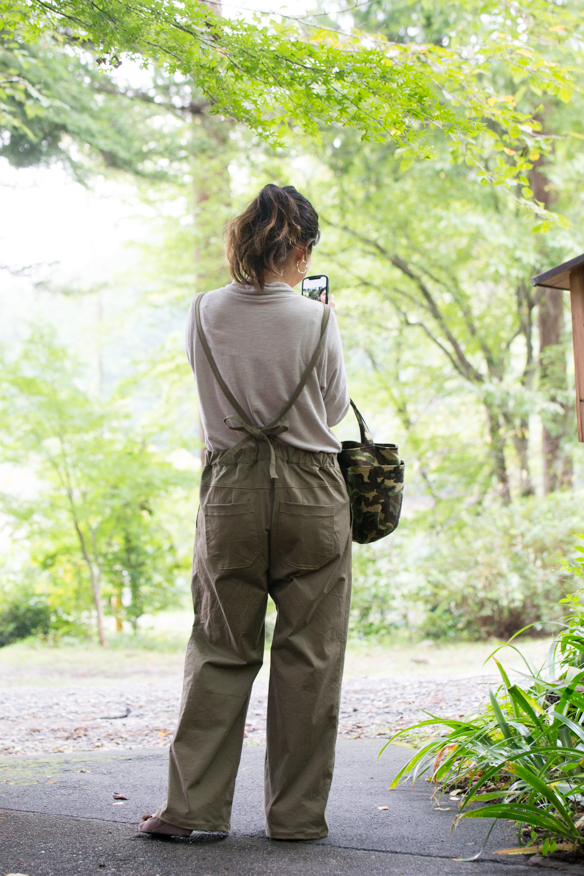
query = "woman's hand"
xmin=328 ymin=294 xmax=336 ymax=309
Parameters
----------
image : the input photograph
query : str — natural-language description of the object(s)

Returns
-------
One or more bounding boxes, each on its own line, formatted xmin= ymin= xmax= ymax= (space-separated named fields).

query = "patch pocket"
xmin=204 ymin=499 xmax=260 ymax=570
xmin=276 ymin=502 xmax=335 ymax=571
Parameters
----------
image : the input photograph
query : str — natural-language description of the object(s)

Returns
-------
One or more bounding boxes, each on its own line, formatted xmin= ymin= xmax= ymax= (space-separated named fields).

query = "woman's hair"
xmin=226 ymin=184 xmax=320 ymax=290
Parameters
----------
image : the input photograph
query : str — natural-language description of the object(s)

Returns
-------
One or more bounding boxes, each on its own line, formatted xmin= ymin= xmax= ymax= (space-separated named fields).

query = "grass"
xmin=0 ymin=608 xmax=554 ymax=687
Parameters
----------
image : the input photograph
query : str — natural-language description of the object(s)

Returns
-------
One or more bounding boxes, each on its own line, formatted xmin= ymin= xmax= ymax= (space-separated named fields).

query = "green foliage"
xmin=103 ymin=517 xmax=184 ymax=632
xmin=0 ymin=564 xmax=90 ymax=642
xmin=0 ymin=329 xmax=193 ymax=644
xmin=0 ymin=36 xmax=187 ymax=178
xmin=417 ymin=494 xmax=582 ymax=640
xmin=1 ymin=0 xmax=582 ymax=218
xmin=0 ymin=592 xmax=51 ymax=647
xmin=386 ymin=541 xmax=584 ymax=854
xmin=351 ymin=493 xmax=583 ymax=640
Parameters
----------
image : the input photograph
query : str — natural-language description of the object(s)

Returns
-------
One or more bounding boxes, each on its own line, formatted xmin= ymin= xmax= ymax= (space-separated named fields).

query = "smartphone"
xmin=301 ymin=274 xmax=329 ymax=304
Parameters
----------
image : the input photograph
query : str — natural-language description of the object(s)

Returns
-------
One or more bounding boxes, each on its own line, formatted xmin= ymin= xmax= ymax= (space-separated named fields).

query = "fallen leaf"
xmin=377 ymin=806 xmax=389 ymax=811
xmin=66 ymin=728 xmax=87 ymax=740
xmin=494 ymin=843 xmax=576 ymax=855
xmin=434 ymin=806 xmax=451 ymax=811
xmin=113 ymin=792 xmax=128 ymax=800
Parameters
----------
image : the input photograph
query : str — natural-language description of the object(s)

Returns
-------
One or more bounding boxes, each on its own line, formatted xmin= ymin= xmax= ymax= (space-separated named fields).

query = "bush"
xmin=0 ymin=597 xmax=51 ymax=647
xmin=350 ymin=492 xmax=584 ymax=641
xmin=350 ymin=533 xmax=426 ymax=637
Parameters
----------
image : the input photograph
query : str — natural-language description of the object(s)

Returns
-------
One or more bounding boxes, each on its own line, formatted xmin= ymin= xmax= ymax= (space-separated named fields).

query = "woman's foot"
xmin=139 ymin=814 xmax=192 ymax=837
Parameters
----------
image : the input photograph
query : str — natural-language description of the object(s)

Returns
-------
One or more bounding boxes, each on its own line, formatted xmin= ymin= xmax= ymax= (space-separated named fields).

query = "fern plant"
xmin=385 ymin=537 xmax=584 ymax=857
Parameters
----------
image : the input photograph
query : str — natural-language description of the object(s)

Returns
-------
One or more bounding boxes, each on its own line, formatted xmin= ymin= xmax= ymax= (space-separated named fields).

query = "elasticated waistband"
xmin=205 ymin=441 xmax=338 ymax=469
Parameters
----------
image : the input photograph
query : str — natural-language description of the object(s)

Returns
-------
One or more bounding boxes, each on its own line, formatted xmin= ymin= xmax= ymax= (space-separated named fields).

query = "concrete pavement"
xmin=1 ymin=740 xmax=580 ymax=875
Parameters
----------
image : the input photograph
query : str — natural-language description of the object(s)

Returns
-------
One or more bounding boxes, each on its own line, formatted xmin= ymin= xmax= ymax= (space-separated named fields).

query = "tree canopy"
xmin=1 ymin=0 xmax=583 ymax=223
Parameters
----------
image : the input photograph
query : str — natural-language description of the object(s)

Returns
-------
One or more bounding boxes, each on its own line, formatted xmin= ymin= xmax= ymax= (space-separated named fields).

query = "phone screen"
xmin=301 ymin=275 xmax=329 ymax=304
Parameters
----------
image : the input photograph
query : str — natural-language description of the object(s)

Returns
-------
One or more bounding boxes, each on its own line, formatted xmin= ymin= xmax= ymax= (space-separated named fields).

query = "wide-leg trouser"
xmin=155 ymin=442 xmax=352 ymax=839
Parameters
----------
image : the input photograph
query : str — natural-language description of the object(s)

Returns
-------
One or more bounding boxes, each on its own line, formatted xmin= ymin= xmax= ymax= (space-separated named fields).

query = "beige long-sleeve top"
xmin=186 ymin=281 xmax=350 ymax=453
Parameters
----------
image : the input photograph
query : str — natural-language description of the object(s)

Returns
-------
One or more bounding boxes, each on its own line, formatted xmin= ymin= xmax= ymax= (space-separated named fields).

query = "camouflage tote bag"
xmin=338 ymin=401 xmax=405 ymax=544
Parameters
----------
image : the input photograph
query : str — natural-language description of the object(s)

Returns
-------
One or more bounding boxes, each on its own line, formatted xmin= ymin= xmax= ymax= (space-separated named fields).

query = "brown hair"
xmin=226 ymin=184 xmax=320 ymax=290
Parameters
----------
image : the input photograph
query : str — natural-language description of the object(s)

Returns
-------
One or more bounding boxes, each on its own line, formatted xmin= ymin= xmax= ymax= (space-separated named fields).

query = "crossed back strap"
xmin=194 ymin=291 xmax=331 ymax=477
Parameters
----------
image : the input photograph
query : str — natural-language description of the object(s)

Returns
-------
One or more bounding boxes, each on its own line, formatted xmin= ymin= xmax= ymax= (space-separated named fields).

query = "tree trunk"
xmin=70 ymin=509 xmax=108 ymax=646
xmin=512 ymin=417 xmax=535 ymax=497
xmin=90 ymin=568 xmax=107 ymax=647
xmin=114 ymin=596 xmax=124 ymax=633
xmin=486 ymin=405 xmax=511 ymax=505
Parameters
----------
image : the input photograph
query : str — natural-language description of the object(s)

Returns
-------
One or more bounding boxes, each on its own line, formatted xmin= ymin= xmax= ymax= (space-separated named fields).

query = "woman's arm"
xmin=321 ymin=310 xmax=350 ymax=426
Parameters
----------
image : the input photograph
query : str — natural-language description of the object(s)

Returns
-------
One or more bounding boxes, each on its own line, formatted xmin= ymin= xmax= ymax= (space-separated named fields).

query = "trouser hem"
xmin=266 ymin=829 xmax=328 ymax=841
xmin=155 ymin=811 xmax=230 ymax=833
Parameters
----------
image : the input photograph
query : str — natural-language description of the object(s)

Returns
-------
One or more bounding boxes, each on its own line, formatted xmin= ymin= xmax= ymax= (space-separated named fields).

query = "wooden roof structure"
xmin=531 ymin=254 xmax=584 ymax=441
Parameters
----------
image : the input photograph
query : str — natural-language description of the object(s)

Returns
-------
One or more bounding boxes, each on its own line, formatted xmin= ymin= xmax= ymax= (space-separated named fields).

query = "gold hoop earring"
xmin=296 ymin=259 xmax=308 ymax=275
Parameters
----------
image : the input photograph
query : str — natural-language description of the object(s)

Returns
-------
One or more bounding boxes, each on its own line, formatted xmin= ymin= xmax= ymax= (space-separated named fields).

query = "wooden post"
xmin=532 ymin=254 xmax=584 ymax=443
xmin=570 ymin=267 xmax=584 ymax=443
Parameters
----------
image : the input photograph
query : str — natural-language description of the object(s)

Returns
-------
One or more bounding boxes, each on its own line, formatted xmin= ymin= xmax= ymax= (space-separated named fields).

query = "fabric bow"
xmin=223 ymin=415 xmax=289 ymax=479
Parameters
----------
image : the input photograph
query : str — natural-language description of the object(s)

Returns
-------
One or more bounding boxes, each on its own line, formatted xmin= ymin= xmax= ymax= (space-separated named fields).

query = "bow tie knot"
xmin=223 ymin=415 xmax=289 ymax=479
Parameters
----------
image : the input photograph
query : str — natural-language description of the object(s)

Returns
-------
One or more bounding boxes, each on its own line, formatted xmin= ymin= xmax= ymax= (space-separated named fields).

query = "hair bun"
xmin=226 ymin=185 xmax=320 ymax=290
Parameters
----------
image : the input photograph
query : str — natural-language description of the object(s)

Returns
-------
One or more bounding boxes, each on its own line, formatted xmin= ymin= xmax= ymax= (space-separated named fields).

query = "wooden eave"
xmin=531 ymin=253 xmax=584 ymax=291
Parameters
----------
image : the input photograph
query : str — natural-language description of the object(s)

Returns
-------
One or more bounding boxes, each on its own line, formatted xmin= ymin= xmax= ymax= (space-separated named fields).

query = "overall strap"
xmin=194 ymin=291 xmax=331 ymax=477
xmin=266 ymin=304 xmax=331 ymax=427
xmin=194 ymin=291 xmax=249 ymax=423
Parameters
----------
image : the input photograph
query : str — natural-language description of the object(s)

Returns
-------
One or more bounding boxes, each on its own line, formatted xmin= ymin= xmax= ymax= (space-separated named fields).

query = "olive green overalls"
xmin=156 ymin=294 xmax=352 ymax=840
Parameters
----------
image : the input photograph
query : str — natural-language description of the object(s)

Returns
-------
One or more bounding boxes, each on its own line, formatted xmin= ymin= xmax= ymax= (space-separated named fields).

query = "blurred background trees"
xmin=1 ymin=0 xmax=583 ymax=645
xmin=0 ymin=331 xmax=192 ymax=645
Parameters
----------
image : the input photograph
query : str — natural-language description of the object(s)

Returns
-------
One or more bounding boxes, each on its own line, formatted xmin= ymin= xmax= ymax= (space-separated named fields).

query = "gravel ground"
xmin=0 ymin=675 xmax=497 ymax=756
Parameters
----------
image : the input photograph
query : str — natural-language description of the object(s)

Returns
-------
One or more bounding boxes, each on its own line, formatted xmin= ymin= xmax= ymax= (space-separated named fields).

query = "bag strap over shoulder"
xmin=194 ymin=291 xmax=331 ymax=477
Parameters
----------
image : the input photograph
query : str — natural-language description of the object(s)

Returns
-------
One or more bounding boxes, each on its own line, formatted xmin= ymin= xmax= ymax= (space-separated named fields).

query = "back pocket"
xmin=275 ymin=502 xmax=335 ymax=571
xmin=204 ymin=499 xmax=260 ymax=570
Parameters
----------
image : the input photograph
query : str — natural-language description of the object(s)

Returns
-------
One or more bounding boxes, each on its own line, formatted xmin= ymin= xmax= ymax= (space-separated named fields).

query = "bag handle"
xmin=349 ymin=399 xmax=374 ymax=445
xmin=194 ymin=291 xmax=331 ymax=428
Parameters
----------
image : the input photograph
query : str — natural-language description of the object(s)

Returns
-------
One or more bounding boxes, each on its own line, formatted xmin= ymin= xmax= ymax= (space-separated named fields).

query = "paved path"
xmin=0 ymin=741 xmax=578 ymax=875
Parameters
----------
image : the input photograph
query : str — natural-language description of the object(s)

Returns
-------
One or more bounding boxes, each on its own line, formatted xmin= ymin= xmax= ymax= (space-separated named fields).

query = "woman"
xmin=140 ymin=184 xmax=352 ymax=841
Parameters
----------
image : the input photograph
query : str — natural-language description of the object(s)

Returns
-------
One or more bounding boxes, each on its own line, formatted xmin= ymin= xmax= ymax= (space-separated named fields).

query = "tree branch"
xmin=326 ymin=220 xmax=485 ymax=384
